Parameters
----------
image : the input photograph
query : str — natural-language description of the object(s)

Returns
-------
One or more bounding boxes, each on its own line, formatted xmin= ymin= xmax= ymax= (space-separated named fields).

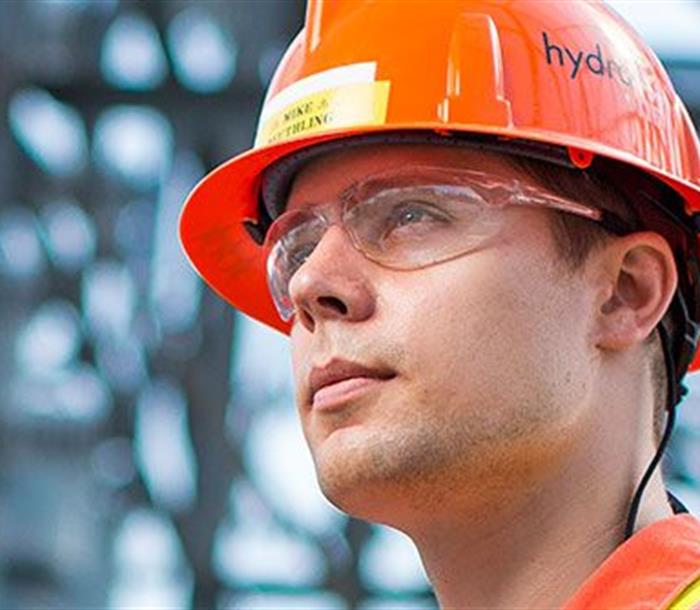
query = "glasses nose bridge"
xmin=307 ymin=198 xmax=358 ymax=250
xmin=318 ymin=196 xmax=347 ymax=225
xmin=309 ymin=217 xmax=360 ymax=267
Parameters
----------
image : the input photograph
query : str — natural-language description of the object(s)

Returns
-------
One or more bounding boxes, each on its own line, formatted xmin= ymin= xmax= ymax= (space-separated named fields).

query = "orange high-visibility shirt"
xmin=562 ymin=514 xmax=700 ymax=610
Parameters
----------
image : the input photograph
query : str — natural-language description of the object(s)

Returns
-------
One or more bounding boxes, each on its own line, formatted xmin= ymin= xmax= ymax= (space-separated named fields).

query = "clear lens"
xmin=345 ymin=184 xmax=501 ymax=268
xmin=266 ymin=211 xmax=327 ymax=321
xmin=264 ymin=166 xmax=603 ymax=322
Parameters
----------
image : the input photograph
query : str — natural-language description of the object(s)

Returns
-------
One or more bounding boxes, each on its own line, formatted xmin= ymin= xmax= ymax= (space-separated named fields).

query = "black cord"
xmin=623 ymin=402 xmax=677 ymax=540
xmin=667 ymin=489 xmax=690 ymax=514
xmin=623 ymin=322 xmax=680 ymax=540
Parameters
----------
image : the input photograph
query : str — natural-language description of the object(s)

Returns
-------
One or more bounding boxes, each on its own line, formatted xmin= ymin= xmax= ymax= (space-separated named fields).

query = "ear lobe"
xmin=595 ymin=233 xmax=677 ymax=353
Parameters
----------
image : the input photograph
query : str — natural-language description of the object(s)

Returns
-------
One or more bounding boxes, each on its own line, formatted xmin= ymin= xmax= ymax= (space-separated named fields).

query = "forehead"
xmin=286 ymin=143 xmax=523 ymax=211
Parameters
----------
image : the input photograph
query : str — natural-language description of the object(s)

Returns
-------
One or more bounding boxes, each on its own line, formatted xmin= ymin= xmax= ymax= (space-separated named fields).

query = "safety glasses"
xmin=264 ymin=165 xmax=627 ymax=321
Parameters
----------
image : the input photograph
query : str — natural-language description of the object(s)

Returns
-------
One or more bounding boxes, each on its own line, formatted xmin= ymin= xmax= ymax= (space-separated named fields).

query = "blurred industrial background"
xmin=0 ymin=1 xmax=699 ymax=608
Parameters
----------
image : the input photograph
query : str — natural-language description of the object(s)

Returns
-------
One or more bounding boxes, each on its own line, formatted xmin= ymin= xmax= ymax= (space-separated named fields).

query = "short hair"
xmin=508 ymin=156 xmax=671 ymax=445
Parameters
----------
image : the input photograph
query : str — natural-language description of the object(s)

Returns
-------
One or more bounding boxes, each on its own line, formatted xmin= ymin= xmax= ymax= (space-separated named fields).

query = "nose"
xmin=288 ymin=225 xmax=377 ymax=332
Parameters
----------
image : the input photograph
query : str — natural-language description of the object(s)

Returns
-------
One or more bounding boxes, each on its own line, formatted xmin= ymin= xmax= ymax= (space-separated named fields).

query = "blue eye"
xmin=384 ymin=202 xmax=450 ymax=236
xmin=394 ymin=206 xmax=433 ymax=226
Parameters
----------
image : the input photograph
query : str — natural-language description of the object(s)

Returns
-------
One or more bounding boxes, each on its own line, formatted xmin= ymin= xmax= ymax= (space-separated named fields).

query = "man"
xmin=180 ymin=1 xmax=700 ymax=607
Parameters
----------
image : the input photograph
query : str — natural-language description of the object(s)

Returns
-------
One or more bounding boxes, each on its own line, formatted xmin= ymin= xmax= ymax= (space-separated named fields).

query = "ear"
xmin=593 ymin=232 xmax=677 ymax=352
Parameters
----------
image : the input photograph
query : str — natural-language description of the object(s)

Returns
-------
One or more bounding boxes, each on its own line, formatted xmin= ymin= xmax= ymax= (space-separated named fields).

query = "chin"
xmin=308 ymin=432 xmax=385 ymax=511
xmin=317 ymin=469 xmax=407 ymax=525
xmin=310 ymin=429 xmax=447 ymax=525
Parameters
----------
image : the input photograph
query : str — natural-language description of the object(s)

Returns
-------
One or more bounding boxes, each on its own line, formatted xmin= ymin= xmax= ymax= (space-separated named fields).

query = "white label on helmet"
xmin=255 ymin=62 xmax=390 ymax=148
xmin=259 ymin=62 xmax=377 ymax=125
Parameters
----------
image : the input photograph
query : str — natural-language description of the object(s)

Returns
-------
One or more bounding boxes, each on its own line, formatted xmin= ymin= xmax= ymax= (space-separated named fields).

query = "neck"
xmin=412 ymin=477 xmax=670 ymax=609
xmin=402 ymin=418 xmax=674 ymax=609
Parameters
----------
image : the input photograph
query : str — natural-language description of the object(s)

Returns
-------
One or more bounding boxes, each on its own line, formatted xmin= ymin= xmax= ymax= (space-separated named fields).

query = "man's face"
xmin=284 ymin=144 xmax=598 ymax=525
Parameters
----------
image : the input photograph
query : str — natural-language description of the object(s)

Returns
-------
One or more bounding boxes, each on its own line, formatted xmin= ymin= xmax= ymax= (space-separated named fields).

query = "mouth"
xmin=308 ymin=358 xmax=397 ymax=412
xmin=312 ymin=375 xmax=396 ymax=411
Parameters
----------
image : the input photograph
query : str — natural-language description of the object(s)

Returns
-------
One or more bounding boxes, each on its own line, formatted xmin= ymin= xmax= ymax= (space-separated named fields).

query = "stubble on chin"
xmin=308 ymin=398 xmax=567 ymax=527
xmin=309 ymin=418 xmax=483 ymax=521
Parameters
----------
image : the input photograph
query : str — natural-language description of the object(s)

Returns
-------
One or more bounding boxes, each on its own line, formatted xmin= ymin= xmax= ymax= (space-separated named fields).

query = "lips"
xmin=308 ymin=358 xmax=396 ymax=408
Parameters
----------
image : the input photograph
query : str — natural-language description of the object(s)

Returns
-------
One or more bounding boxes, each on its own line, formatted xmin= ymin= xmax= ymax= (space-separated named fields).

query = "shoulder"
xmin=563 ymin=515 xmax=700 ymax=610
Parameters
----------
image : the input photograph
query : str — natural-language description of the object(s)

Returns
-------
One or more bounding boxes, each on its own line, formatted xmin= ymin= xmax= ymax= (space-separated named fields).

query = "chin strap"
xmin=667 ymin=489 xmax=690 ymax=514
xmin=623 ymin=321 xmax=686 ymax=541
xmin=623 ymin=402 xmax=677 ymax=540
xmin=622 ymin=233 xmax=700 ymax=539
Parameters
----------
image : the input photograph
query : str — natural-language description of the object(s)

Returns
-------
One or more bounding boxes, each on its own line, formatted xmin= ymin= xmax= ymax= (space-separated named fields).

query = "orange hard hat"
xmin=179 ymin=0 xmax=700 ymax=373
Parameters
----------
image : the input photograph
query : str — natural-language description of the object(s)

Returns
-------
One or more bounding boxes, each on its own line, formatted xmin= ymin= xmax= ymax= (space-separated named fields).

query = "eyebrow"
xmin=294 ymin=165 xmax=497 ymax=211
xmin=291 ymin=176 xmax=396 ymax=211
xmin=338 ymin=170 xmax=456 ymax=205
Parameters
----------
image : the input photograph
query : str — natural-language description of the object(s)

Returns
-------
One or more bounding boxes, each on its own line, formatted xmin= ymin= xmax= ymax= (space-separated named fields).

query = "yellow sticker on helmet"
xmin=255 ymin=80 xmax=390 ymax=148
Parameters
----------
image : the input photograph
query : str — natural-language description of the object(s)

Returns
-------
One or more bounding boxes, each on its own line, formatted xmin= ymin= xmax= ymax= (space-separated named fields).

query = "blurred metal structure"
xmin=0 ymin=1 xmax=698 ymax=608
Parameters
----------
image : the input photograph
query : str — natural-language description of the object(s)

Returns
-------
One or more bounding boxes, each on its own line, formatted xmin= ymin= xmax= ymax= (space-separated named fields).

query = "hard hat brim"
xmin=179 ymin=122 xmax=700 ymax=349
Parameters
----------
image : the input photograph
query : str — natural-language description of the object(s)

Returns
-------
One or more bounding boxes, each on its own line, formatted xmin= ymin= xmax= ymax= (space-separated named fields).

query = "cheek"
xmin=290 ymin=323 xmax=313 ymax=406
xmin=381 ymin=247 xmax=592 ymax=428
xmin=290 ymin=324 xmax=307 ymax=375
